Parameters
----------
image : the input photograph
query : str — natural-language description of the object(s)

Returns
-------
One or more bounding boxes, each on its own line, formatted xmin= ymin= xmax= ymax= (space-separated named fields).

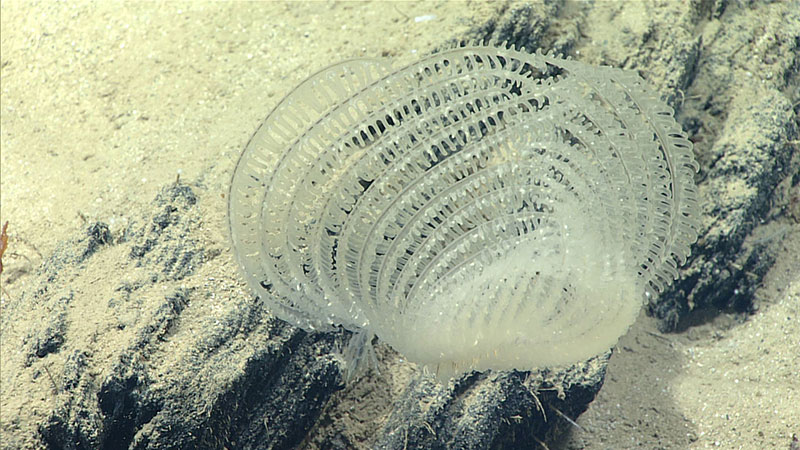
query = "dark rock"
xmin=372 ymin=365 xmax=605 ymax=450
xmin=129 ymin=184 xmax=205 ymax=281
xmin=23 ymin=300 xmax=68 ymax=367
xmin=24 ymin=186 xmax=343 ymax=450
xmin=651 ymin=49 xmax=800 ymax=331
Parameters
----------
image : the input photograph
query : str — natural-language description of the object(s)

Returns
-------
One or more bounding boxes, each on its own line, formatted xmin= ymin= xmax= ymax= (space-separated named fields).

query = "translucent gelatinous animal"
xmin=228 ymin=44 xmax=700 ymax=379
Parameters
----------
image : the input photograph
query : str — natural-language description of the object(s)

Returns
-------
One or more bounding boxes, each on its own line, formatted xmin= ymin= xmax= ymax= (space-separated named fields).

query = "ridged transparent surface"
xmin=228 ymin=45 xmax=700 ymax=377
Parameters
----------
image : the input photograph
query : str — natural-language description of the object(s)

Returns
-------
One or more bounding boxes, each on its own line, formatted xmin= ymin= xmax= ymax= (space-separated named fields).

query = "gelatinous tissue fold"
xmin=228 ymin=44 xmax=701 ymax=379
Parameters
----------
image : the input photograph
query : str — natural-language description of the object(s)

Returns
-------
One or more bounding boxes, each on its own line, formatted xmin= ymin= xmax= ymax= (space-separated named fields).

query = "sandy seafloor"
xmin=1 ymin=1 xmax=798 ymax=449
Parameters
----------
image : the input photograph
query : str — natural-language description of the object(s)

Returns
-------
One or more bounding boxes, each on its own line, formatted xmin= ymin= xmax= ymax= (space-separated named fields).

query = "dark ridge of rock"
xmin=650 ymin=8 xmax=800 ymax=330
xmin=37 ymin=222 xmax=113 ymax=286
xmin=22 ymin=297 xmax=68 ymax=367
xmin=128 ymin=183 xmax=204 ymax=281
xmin=22 ymin=185 xmax=344 ymax=450
xmin=459 ymin=0 xmax=561 ymax=52
xmin=128 ymin=325 xmax=343 ymax=450
xmin=371 ymin=364 xmax=606 ymax=450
